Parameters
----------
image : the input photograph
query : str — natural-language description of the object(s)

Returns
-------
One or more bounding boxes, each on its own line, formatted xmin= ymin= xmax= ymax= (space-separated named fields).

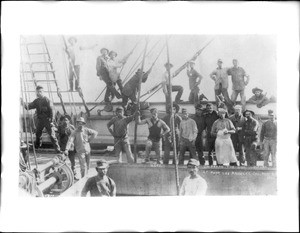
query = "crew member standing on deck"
xmin=162 ymin=103 xmax=182 ymax=165
xmin=81 ymin=159 xmax=116 ymax=197
xmin=178 ymin=108 xmax=198 ymax=165
xmin=242 ymin=110 xmax=259 ymax=166
xmin=66 ymin=36 xmax=97 ymax=91
xmin=107 ymin=107 xmax=136 ymax=163
xmin=161 ymin=62 xmax=183 ymax=104
xmin=186 ymin=60 xmax=203 ymax=105
xmin=192 ymin=103 xmax=206 ymax=165
xmin=203 ymin=103 xmax=219 ymax=166
xmin=64 ymin=117 xmax=98 ymax=178
xmin=21 ymin=85 xmax=61 ymax=152
xmin=57 ymin=115 xmax=76 ymax=176
xmin=137 ymin=108 xmax=170 ymax=164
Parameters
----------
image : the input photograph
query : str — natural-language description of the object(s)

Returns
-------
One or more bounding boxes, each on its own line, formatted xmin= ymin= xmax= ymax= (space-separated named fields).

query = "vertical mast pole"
xmin=166 ymin=36 xmax=180 ymax=195
xmin=133 ymin=37 xmax=149 ymax=163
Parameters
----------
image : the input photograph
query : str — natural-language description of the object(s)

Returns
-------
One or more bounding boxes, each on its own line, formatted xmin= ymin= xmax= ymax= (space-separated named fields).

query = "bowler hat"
xmin=195 ymin=103 xmax=204 ymax=110
xmin=68 ymin=36 xmax=77 ymax=43
xmin=109 ymin=50 xmax=118 ymax=57
xmin=96 ymin=159 xmax=109 ymax=169
xmin=76 ymin=117 xmax=86 ymax=124
xmin=164 ymin=62 xmax=173 ymax=68
xmin=100 ymin=48 xmax=109 ymax=54
xmin=252 ymin=87 xmax=263 ymax=94
xmin=187 ymin=159 xmax=200 ymax=167
xmin=243 ymin=109 xmax=255 ymax=117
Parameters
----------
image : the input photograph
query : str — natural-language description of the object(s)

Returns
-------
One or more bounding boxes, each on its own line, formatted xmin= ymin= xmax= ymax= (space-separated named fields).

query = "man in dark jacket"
xmin=21 ymin=86 xmax=61 ymax=152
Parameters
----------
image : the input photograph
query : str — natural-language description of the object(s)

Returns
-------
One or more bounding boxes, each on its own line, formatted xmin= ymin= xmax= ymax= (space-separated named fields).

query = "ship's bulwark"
xmin=62 ymin=164 xmax=276 ymax=196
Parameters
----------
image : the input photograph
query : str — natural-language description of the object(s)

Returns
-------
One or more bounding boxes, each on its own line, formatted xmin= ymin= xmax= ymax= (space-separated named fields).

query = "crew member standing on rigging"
xmin=66 ymin=36 xmax=97 ymax=91
xmin=186 ymin=60 xmax=203 ymax=105
xmin=161 ymin=62 xmax=184 ymax=104
xmin=21 ymin=85 xmax=61 ymax=152
xmin=137 ymin=108 xmax=170 ymax=164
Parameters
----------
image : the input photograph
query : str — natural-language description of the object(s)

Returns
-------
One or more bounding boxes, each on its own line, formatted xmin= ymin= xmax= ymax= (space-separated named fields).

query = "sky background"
xmin=21 ymin=35 xmax=277 ymax=104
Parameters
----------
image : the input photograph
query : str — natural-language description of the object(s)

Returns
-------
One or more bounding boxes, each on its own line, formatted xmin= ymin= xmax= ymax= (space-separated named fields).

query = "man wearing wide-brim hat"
xmin=81 ymin=159 xmax=116 ymax=197
xmin=180 ymin=159 xmax=207 ymax=195
xmin=242 ymin=109 xmax=259 ymax=166
xmin=64 ymin=117 xmax=98 ymax=178
xmin=58 ymin=114 xmax=76 ymax=176
xmin=66 ymin=36 xmax=98 ymax=92
xmin=161 ymin=62 xmax=184 ymax=104
xmin=248 ymin=87 xmax=271 ymax=108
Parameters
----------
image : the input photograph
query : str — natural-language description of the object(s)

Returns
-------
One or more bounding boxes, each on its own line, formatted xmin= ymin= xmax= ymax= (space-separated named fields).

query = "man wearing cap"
xmin=260 ymin=111 xmax=277 ymax=167
xmin=21 ymin=85 xmax=61 ymax=152
xmin=180 ymin=159 xmax=207 ymax=195
xmin=64 ymin=117 xmax=98 ymax=178
xmin=229 ymin=105 xmax=246 ymax=166
xmin=162 ymin=103 xmax=182 ymax=165
xmin=203 ymin=103 xmax=219 ymax=166
xmin=186 ymin=60 xmax=203 ymax=104
xmin=161 ymin=62 xmax=184 ymax=104
xmin=242 ymin=110 xmax=259 ymax=166
xmin=211 ymin=108 xmax=238 ymax=166
xmin=210 ymin=59 xmax=233 ymax=109
xmin=66 ymin=36 xmax=97 ymax=91
xmin=179 ymin=108 xmax=198 ymax=165
xmin=107 ymin=107 xmax=136 ymax=163
xmin=57 ymin=115 xmax=76 ymax=175
xmin=227 ymin=59 xmax=250 ymax=110
xmin=122 ymin=68 xmax=152 ymax=111
xmin=137 ymin=108 xmax=170 ymax=164
xmin=81 ymin=159 xmax=116 ymax=197
xmin=248 ymin=87 xmax=270 ymax=108
xmin=192 ymin=104 xmax=206 ymax=165
xmin=96 ymin=48 xmax=122 ymax=103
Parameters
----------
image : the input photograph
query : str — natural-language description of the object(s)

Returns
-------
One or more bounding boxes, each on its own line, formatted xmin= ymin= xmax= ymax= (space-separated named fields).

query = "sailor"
xmin=180 ymin=159 xmax=207 ymax=196
xmin=162 ymin=103 xmax=182 ymax=165
xmin=107 ymin=106 xmax=135 ymax=163
xmin=248 ymin=87 xmax=273 ymax=108
xmin=210 ymin=59 xmax=233 ymax=109
xmin=260 ymin=111 xmax=277 ymax=167
xmin=186 ymin=60 xmax=203 ymax=104
xmin=64 ymin=117 xmax=98 ymax=178
xmin=162 ymin=62 xmax=184 ymax=104
xmin=229 ymin=105 xmax=246 ymax=166
xmin=211 ymin=108 xmax=238 ymax=166
xmin=192 ymin=103 xmax=206 ymax=165
xmin=242 ymin=110 xmax=259 ymax=166
xmin=203 ymin=103 xmax=219 ymax=166
xmin=81 ymin=159 xmax=116 ymax=197
xmin=96 ymin=48 xmax=122 ymax=103
xmin=67 ymin=36 xmax=97 ymax=91
xmin=227 ymin=59 xmax=250 ymax=111
xmin=21 ymin=85 xmax=61 ymax=152
xmin=122 ymin=68 xmax=152 ymax=111
xmin=137 ymin=108 xmax=170 ymax=164
xmin=57 ymin=115 xmax=76 ymax=175
xmin=178 ymin=108 xmax=198 ymax=165
xmin=107 ymin=50 xmax=126 ymax=93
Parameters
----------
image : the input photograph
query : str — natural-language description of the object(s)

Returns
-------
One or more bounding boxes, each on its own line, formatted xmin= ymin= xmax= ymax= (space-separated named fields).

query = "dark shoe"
xmin=208 ymin=156 xmax=213 ymax=166
xmin=229 ymin=162 xmax=238 ymax=166
xmin=199 ymin=157 xmax=205 ymax=165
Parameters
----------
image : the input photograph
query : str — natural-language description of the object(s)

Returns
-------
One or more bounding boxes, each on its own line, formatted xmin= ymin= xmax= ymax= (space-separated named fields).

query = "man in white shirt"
xmin=180 ymin=159 xmax=207 ymax=195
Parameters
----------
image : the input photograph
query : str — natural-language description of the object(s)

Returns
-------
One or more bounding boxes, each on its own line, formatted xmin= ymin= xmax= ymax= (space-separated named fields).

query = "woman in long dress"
xmin=211 ymin=108 xmax=238 ymax=166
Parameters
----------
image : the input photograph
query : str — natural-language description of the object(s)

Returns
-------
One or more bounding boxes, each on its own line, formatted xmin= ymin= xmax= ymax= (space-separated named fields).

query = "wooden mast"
xmin=166 ymin=36 xmax=180 ymax=195
xmin=133 ymin=37 xmax=149 ymax=163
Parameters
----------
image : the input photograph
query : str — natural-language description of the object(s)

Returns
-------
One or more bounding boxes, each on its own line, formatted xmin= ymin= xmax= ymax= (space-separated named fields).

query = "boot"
xmin=229 ymin=162 xmax=238 ymax=166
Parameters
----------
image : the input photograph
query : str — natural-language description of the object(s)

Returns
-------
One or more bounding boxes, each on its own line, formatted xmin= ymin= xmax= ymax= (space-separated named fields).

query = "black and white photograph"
xmin=1 ymin=1 xmax=299 ymax=232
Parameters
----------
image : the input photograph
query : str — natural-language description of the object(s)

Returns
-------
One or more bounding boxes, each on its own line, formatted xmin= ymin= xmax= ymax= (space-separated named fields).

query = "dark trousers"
xmin=69 ymin=65 xmax=80 ymax=91
xmin=206 ymin=134 xmax=216 ymax=165
xmin=165 ymin=85 xmax=183 ymax=103
xmin=188 ymin=86 xmax=200 ymax=104
xmin=163 ymin=134 xmax=179 ymax=165
xmin=195 ymin=133 xmax=205 ymax=165
xmin=231 ymin=132 xmax=245 ymax=164
xmin=244 ymin=137 xmax=258 ymax=166
xmin=104 ymin=80 xmax=122 ymax=103
xmin=36 ymin=118 xmax=60 ymax=152
xmin=179 ymin=138 xmax=197 ymax=165
xmin=214 ymin=86 xmax=233 ymax=107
